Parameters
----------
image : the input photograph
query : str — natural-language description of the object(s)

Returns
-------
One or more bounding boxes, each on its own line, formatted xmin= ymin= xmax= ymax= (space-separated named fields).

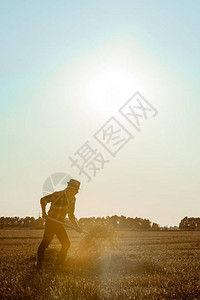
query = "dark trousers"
xmin=37 ymin=219 xmax=70 ymax=266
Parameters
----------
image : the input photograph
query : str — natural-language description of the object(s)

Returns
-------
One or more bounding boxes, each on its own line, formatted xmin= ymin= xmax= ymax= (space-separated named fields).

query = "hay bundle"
xmin=77 ymin=224 xmax=119 ymax=256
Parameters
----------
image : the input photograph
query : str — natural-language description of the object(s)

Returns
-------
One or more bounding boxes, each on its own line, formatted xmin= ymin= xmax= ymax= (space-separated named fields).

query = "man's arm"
xmin=40 ymin=192 xmax=58 ymax=219
xmin=68 ymin=198 xmax=83 ymax=233
xmin=40 ymin=201 xmax=48 ymax=219
xmin=69 ymin=216 xmax=82 ymax=233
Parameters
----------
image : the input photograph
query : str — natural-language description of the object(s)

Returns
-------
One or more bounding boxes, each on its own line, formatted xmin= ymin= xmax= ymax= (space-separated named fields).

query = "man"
xmin=36 ymin=178 xmax=83 ymax=270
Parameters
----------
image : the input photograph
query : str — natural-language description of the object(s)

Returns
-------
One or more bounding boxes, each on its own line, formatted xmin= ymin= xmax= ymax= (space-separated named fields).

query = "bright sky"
xmin=1 ymin=1 xmax=200 ymax=226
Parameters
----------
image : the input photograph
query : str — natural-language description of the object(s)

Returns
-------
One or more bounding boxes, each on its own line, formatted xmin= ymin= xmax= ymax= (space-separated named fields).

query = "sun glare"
xmin=85 ymin=68 xmax=139 ymax=114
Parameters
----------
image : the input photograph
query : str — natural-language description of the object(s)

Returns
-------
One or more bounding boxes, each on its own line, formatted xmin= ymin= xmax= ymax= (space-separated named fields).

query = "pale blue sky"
xmin=1 ymin=1 xmax=200 ymax=226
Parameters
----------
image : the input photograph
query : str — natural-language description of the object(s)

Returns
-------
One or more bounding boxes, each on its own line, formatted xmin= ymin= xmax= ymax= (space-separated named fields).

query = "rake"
xmin=47 ymin=216 xmax=88 ymax=235
xmin=47 ymin=217 xmax=118 ymax=255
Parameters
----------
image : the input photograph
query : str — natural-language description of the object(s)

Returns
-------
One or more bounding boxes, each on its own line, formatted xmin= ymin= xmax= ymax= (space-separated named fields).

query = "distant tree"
xmin=35 ymin=217 xmax=45 ymax=228
xmin=179 ymin=217 xmax=200 ymax=230
xmin=119 ymin=215 xmax=127 ymax=228
xmin=78 ymin=217 xmax=96 ymax=229
xmin=0 ymin=217 xmax=4 ymax=228
xmin=109 ymin=215 xmax=120 ymax=227
xmin=169 ymin=226 xmax=179 ymax=230
xmin=22 ymin=217 xmax=36 ymax=228
xmin=141 ymin=219 xmax=151 ymax=230
xmin=152 ymin=222 xmax=160 ymax=230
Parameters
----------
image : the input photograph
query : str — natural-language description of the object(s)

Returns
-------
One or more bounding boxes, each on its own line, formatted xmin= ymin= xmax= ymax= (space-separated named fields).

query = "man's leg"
xmin=36 ymin=220 xmax=55 ymax=270
xmin=55 ymin=225 xmax=71 ymax=265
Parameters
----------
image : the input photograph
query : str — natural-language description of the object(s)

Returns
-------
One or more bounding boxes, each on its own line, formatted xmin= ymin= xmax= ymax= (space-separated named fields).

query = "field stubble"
xmin=1 ymin=228 xmax=200 ymax=299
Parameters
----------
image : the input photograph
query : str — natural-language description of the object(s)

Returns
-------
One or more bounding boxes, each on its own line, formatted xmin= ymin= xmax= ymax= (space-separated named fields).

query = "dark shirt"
xmin=40 ymin=190 xmax=76 ymax=222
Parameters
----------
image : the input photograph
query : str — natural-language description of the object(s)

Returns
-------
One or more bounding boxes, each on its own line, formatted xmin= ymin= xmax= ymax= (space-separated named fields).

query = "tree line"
xmin=0 ymin=216 xmax=196 ymax=230
xmin=0 ymin=215 xmax=160 ymax=230
xmin=0 ymin=217 xmax=45 ymax=228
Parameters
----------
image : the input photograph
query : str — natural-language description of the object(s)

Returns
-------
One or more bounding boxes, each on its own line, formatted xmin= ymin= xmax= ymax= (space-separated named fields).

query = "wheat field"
xmin=1 ymin=228 xmax=200 ymax=299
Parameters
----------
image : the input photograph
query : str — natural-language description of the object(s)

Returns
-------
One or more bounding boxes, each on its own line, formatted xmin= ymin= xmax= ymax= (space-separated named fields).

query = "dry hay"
xmin=76 ymin=224 xmax=119 ymax=256
xmin=67 ymin=224 xmax=163 ymax=276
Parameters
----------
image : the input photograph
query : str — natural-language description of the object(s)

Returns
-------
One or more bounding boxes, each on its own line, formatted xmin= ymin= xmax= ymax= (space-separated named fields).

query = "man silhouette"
xmin=36 ymin=179 xmax=82 ymax=270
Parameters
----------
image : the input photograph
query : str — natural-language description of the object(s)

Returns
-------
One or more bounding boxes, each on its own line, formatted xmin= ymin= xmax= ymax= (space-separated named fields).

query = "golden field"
xmin=1 ymin=228 xmax=200 ymax=299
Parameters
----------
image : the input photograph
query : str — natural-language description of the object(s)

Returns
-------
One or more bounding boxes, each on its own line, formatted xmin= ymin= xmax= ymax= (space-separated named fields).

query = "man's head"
xmin=66 ymin=179 xmax=80 ymax=197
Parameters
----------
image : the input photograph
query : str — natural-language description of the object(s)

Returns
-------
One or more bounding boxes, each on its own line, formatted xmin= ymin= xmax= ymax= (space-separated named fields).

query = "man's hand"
xmin=75 ymin=227 xmax=83 ymax=234
xmin=41 ymin=202 xmax=48 ymax=220
xmin=42 ymin=213 xmax=48 ymax=220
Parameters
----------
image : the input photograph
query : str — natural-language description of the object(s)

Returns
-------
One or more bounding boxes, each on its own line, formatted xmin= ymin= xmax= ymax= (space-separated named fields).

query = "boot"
xmin=35 ymin=253 xmax=44 ymax=270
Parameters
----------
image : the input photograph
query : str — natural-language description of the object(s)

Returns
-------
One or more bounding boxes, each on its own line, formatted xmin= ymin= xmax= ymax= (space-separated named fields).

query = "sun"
xmin=85 ymin=67 xmax=139 ymax=115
